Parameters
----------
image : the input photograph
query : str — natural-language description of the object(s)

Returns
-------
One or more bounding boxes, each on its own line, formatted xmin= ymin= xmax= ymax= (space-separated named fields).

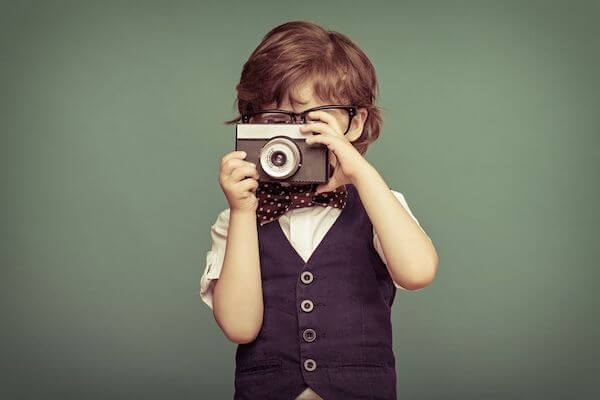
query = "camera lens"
xmin=259 ymin=137 xmax=301 ymax=179
xmin=271 ymin=151 xmax=287 ymax=167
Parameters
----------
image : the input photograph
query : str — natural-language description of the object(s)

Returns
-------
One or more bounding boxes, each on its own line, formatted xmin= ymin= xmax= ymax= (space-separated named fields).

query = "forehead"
xmin=263 ymin=79 xmax=330 ymax=112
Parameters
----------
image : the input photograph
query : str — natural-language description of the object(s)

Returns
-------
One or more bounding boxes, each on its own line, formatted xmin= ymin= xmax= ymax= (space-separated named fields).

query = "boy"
xmin=201 ymin=20 xmax=438 ymax=399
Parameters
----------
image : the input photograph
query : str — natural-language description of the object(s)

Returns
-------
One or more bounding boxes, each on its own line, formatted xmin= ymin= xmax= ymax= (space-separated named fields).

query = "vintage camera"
xmin=235 ymin=124 xmax=331 ymax=184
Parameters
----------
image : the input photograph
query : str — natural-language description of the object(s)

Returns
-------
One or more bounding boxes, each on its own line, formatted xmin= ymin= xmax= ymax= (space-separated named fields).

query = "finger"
xmin=222 ymin=158 xmax=255 ymax=178
xmin=221 ymin=150 xmax=247 ymax=169
xmin=306 ymin=110 xmax=344 ymax=135
xmin=300 ymin=121 xmax=339 ymax=138
xmin=238 ymin=177 xmax=259 ymax=197
xmin=305 ymin=132 xmax=335 ymax=148
xmin=229 ymin=164 xmax=259 ymax=183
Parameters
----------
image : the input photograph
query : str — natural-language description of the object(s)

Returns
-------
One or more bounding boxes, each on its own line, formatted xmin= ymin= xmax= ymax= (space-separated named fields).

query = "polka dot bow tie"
xmin=255 ymin=181 xmax=348 ymax=226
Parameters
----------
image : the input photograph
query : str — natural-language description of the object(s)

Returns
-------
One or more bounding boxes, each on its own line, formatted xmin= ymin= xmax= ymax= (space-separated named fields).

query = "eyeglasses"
xmin=241 ymin=105 xmax=358 ymax=135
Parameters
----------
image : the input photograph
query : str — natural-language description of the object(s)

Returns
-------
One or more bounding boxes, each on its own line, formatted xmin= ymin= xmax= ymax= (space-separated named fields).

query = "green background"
xmin=2 ymin=0 xmax=599 ymax=398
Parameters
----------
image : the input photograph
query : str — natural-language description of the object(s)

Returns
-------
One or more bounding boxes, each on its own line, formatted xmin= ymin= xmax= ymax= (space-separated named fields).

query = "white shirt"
xmin=199 ymin=189 xmax=424 ymax=309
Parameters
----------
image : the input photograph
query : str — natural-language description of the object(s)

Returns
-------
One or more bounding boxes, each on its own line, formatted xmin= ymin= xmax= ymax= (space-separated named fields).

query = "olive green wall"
xmin=1 ymin=0 xmax=598 ymax=398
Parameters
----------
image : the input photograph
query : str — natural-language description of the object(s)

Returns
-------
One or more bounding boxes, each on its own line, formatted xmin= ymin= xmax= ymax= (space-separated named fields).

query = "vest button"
xmin=300 ymin=271 xmax=314 ymax=284
xmin=302 ymin=328 xmax=316 ymax=342
xmin=300 ymin=299 xmax=314 ymax=312
xmin=303 ymin=358 xmax=317 ymax=372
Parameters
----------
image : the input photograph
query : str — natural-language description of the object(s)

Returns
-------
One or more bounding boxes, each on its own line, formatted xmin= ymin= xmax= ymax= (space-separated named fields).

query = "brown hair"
xmin=225 ymin=20 xmax=384 ymax=155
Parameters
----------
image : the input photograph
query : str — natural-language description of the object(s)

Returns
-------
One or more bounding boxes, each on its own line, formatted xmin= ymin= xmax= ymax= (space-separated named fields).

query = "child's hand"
xmin=218 ymin=151 xmax=260 ymax=212
xmin=300 ymin=110 xmax=371 ymax=194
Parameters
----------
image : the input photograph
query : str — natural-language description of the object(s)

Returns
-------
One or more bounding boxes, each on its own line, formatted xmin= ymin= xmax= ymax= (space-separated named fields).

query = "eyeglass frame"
xmin=241 ymin=105 xmax=358 ymax=135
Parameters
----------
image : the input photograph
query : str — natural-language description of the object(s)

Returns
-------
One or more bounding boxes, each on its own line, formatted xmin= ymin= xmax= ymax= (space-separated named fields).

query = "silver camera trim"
xmin=235 ymin=124 xmax=307 ymax=139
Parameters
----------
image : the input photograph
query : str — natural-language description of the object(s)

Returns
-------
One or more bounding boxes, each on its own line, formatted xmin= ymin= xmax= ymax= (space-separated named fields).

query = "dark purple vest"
xmin=234 ymin=183 xmax=397 ymax=400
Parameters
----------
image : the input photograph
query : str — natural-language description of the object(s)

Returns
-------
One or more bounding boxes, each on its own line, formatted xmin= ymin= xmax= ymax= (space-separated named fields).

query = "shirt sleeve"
xmin=199 ymin=208 xmax=230 ymax=309
xmin=373 ymin=190 xmax=424 ymax=291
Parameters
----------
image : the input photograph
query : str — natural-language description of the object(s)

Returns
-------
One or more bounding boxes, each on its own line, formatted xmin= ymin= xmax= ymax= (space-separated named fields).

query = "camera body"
xmin=235 ymin=124 xmax=331 ymax=184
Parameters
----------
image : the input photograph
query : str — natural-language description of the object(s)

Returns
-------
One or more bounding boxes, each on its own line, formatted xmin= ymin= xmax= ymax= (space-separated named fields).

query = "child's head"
xmin=225 ymin=20 xmax=383 ymax=155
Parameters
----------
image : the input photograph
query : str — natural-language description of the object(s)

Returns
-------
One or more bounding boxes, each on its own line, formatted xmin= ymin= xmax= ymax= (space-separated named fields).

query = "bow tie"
xmin=255 ymin=181 xmax=348 ymax=226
